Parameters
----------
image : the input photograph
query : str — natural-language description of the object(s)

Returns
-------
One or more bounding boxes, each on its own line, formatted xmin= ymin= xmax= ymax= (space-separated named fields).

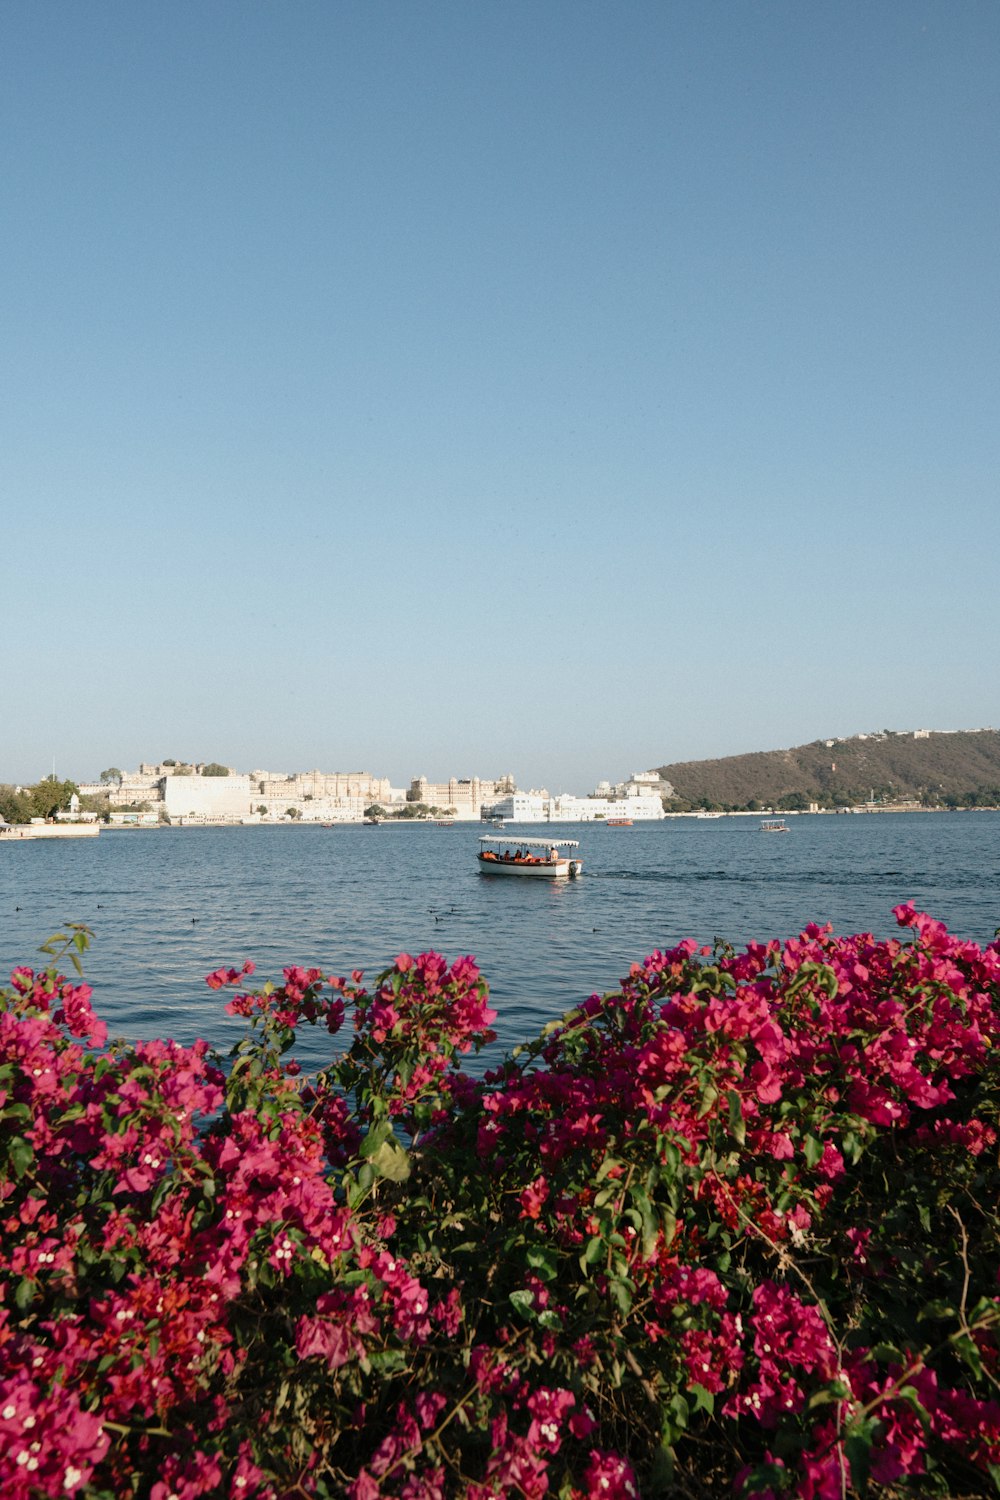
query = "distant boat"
xmin=760 ymin=818 xmax=788 ymax=834
xmin=605 ymin=818 xmax=632 ymax=827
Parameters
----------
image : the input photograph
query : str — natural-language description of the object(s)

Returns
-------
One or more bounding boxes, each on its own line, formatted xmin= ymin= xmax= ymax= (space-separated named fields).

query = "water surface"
xmin=2 ymin=814 xmax=997 ymax=1071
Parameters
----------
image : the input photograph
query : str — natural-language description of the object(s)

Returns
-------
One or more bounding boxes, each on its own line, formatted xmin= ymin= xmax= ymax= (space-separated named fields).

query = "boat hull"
xmin=477 ymin=856 xmax=581 ymax=878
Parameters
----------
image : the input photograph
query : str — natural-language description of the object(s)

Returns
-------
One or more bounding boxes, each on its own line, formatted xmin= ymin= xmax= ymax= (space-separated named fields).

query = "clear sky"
xmin=3 ymin=1 xmax=998 ymax=793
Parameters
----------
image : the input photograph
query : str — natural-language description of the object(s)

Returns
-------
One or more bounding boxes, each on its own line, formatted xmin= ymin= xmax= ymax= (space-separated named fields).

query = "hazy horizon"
xmin=9 ymin=722 xmax=997 ymax=802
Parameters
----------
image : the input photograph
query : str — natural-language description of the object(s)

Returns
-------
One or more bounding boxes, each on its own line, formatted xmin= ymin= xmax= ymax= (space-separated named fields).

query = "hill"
xmin=653 ymin=728 xmax=1000 ymax=811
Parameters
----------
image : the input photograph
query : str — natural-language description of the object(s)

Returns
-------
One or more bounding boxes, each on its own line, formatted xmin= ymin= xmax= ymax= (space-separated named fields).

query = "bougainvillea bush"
xmin=2 ymin=906 xmax=1000 ymax=1498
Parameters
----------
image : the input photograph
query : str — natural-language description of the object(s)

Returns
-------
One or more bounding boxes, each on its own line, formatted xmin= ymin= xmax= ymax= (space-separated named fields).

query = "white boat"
xmin=477 ymin=835 xmax=582 ymax=878
xmin=760 ymin=818 xmax=788 ymax=833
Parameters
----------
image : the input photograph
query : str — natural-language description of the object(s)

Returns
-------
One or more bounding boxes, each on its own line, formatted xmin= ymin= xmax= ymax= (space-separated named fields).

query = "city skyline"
xmin=4 ymin=3 xmax=998 ymax=791
xmin=9 ymin=723 xmax=994 ymax=804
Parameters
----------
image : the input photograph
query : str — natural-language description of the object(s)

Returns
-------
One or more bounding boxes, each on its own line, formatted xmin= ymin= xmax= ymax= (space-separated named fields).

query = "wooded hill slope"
xmin=653 ymin=729 xmax=1000 ymax=811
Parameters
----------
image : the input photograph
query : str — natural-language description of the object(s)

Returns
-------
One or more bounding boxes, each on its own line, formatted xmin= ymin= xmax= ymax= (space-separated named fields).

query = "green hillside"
xmin=653 ymin=729 xmax=1000 ymax=811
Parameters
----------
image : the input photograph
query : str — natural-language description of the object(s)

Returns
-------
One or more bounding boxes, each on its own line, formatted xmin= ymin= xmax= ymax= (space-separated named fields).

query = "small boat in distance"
xmin=605 ymin=818 xmax=632 ymax=826
xmin=760 ymin=818 xmax=789 ymax=834
xmin=477 ymin=836 xmax=582 ymax=878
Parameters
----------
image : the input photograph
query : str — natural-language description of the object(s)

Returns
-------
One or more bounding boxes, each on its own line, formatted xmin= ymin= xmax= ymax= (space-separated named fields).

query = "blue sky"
xmin=3 ymin=2 xmax=998 ymax=792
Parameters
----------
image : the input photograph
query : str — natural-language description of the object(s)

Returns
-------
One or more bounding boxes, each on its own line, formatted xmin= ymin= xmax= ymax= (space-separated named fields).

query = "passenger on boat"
xmin=548 ymin=847 xmax=559 ymax=863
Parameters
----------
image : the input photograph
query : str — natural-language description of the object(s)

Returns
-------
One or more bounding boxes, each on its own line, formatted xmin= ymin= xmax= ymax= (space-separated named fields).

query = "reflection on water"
xmin=2 ymin=815 xmax=998 ymax=1072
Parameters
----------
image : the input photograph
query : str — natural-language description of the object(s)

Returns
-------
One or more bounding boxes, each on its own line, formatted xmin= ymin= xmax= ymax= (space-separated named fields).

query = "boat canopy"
xmin=477 ymin=835 xmax=580 ymax=849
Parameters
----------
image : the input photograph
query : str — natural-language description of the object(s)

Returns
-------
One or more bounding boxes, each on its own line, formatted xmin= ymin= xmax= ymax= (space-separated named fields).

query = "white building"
xmin=591 ymin=771 xmax=674 ymax=802
xmin=484 ymin=789 xmax=665 ymax=822
xmin=163 ymin=774 xmax=252 ymax=822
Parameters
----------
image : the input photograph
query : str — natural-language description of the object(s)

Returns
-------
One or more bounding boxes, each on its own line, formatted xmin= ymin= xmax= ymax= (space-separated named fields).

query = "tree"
xmin=99 ymin=768 xmax=123 ymax=787
xmin=0 ymin=785 xmax=33 ymax=824
xmin=398 ymin=802 xmax=431 ymax=820
xmin=30 ymin=777 xmax=78 ymax=820
xmin=256 ymin=805 xmax=267 ymax=817
xmin=365 ymin=805 xmax=387 ymax=820
xmin=79 ymin=792 xmax=110 ymax=816
xmin=202 ymin=763 xmax=230 ymax=777
xmin=286 ymin=807 xmax=301 ymax=820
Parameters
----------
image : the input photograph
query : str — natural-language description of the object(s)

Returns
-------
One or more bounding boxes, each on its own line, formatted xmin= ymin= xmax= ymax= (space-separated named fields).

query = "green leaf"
xmin=509 ymin=1288 xmax=536 ymax=1319
xmin=802 ymin=1133 xmax=824 ymax=1168
xmin=668 ymin=1391 xmax=689 ymax=1433
xmin=641 ymin=1205 xmax=659 ymax=1260
xmin=845 ymin=1428 xmax=873 ymax=1488
xmin=727 ymin=1090 xmax=746 ymax=1145
xmin=7 ymin=1136 xmax=33 ymax=1179
xmin=346 ymin=1162 xmax=376 ymax=1204
xmin=897 ymin=1384 xmax=933 ymax=1428
xmin=525 ymin=1244 xmax=559 ymax=1281
xmin=807 ymin=1381 xmax=851 ymax=1409
xmin=359 ymin=1121 xmax=392 ymax=1158
xmin=953 ymin=1332 xmax=983 ymax=1374
xmin=579 ymin=1236 xmax=604 ymax=1274
xmin=368 ymin=1348 xmax=408 ymax=1374
xmin=646 ymin=1440 xmax=675 ymax=1497
xmin=609 ymin=1277 xmax=633 ymax=1317
xmin=595 ymin=1157 xmax=623 ymax=1182
xmin=868 ymin=1342 xmax=905 ymax=1362
xmin=689 ymin=1382 xmax=714 ymax=1416
xmin=370 ymin=1140 xmax=410 ymax=1182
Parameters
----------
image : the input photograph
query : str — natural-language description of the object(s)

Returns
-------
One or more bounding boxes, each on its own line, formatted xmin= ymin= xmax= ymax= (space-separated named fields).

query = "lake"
xmin=2 ymin=813 xmax=998 ymax=1072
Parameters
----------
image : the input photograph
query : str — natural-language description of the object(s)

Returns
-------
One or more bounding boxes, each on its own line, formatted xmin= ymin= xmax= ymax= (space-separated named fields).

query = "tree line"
xmin=0 ymin=776 xmax=80 ymax=824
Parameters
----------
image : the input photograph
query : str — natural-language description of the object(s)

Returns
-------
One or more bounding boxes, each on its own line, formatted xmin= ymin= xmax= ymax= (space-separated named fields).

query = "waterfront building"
xmin=591 ymin=771 xmax=675 ymax=801
xmin=480 ymin=791 xmax=550 ymax=822
xmin=109 ymin=773 xmax=166 ymax=808
xmin=163 ymin=774 xmax=252 ymax=823
xmin=253 ymin=770 xmax=392 ymax=805
xmin=484 ymin=771 xmax=668 ymax=823
xmin=408 ymin=774 xmax=516 ymax=820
